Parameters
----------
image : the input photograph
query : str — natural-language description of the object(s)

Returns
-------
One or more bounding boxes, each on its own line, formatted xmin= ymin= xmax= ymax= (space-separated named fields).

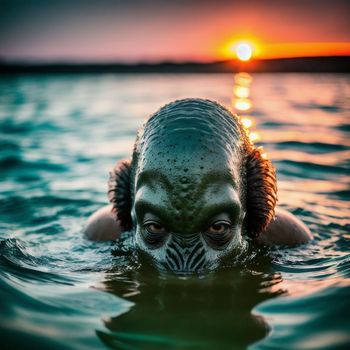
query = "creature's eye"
xmin=204 ymin=220 xmax=232 ymax=249
xmin=142 ymin=221 xmax=168 ymax=247
xmin=145 ymin=222 xmax=167 ymax=235
xmin=207 ymin=222 xmax=230 ymax=234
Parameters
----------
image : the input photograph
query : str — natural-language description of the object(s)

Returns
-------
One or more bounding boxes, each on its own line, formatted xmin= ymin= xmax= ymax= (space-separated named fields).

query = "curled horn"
xmin=108 ymin=159 xmax=132 ymax=230
xmin=245 ymin=147 xmax=278 ymax=238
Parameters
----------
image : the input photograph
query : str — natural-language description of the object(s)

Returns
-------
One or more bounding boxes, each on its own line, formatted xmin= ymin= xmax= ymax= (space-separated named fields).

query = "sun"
xmin=218 ymin=37 xmax=260 ymax=61
xmin=235 ymin=42 xmax=253 ymax=61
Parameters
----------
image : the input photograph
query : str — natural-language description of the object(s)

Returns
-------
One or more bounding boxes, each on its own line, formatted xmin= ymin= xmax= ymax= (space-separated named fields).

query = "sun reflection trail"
xmin=234 ymin=86 xmax=250 ymax=99
xmin=241 ymin=117 xmax=253 ymax=129
xmin=231 ymin=72 xmax=264 ymax=154
xmin=234 ymin=72 xmax=253 ymax=86
xmin=234 ymin=99 xmax=252 ymax=112
xmin=249 ymin=131 xmax=260 ymax=143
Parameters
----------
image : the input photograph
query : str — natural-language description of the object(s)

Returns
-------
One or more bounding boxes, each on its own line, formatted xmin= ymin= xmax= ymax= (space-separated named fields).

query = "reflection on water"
xmin=97 ymin=260 xmax=281 ymax=350
xmin=233 ymin=73 xmax=253 ymax=113
xmin=232 ymin=72 xmax=268 ymax=158
xmin=0 ymin=73 xmax=349 ymax=349
xmin=232 ymin=73 xmax=255 ymax=136
xmin=234 ymin=98 xmax=252 ymax=112
xmin=241 ymin=116 xmax=254 ymax=129
xmin=234 ymin=86 xmax=250 ymax=99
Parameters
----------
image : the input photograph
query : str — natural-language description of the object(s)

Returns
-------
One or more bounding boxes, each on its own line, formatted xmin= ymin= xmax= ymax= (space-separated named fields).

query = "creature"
xmin=85 ymin=98 xmax=311 ymax=272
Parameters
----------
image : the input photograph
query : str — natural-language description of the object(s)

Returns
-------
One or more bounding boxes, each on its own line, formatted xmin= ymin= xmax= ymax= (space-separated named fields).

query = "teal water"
xmin=0 ymin=73 xmax=349 ymax=349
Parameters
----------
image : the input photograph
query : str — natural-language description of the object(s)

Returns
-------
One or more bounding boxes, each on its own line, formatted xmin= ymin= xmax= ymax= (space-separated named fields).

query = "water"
xmin=0 ymin=73 xmax=349 ymax=349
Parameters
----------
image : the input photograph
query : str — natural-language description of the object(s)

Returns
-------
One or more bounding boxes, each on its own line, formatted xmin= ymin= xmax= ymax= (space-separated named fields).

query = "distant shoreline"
xmin=0 ymin=56 xmax=349 ymax=74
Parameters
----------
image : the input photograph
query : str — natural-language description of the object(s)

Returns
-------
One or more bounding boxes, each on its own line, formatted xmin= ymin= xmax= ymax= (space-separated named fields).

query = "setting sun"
xmin=220 ymin=39 xmax=259 ymax=61
xmin=236 ymin=42 xmax=253 ymax=61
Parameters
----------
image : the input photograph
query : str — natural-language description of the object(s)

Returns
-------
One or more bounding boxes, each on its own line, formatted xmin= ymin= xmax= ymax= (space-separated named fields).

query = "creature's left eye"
xmin=207 ymin=222 xmax=230 ymax=234
xmin=203 ymin=220 xmax=232 ymax=248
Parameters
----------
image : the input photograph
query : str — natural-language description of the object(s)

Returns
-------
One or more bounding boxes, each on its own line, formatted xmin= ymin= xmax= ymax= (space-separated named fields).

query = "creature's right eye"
xmin=145 ymin=222 xmax=167 ymax=234
xmin=142 ymin=221 xmax=168 ymax=247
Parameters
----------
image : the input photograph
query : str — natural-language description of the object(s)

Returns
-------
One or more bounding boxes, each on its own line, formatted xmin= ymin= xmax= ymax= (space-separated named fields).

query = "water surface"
xmin=0 ymin=73 xmax=349 ymax=349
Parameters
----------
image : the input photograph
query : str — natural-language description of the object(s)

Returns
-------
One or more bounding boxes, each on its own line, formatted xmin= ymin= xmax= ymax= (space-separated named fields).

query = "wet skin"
xmin=84 ymin=99 xmax=312 ymax=272
xmin=133 ymin=172 xmax=245 ymax=271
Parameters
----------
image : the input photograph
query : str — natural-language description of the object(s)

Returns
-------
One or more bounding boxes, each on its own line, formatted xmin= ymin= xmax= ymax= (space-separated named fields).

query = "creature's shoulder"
xmin=84 ymin=205 xmax=122 ymax=241
xmin=255 ymin=208 xmax=312 ymax=246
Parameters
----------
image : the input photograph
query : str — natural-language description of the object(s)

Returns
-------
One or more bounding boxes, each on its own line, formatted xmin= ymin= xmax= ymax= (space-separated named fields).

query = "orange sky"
xmin=219 ymin=41 xmax=350 ymax=60
xmin=0 ymin=0 xmax=349 ymax=62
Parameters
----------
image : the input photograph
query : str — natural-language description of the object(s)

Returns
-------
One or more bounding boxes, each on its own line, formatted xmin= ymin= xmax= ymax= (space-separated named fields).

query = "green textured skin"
xmin=109 ymin=98 xmax=277 ymax=272
xmin=132 ymin=99 xmax=249 ymax=219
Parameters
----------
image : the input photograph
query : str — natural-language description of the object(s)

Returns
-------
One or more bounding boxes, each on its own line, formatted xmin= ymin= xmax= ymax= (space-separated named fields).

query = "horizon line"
xmin=1 ymin=55 xmax=350 ymax=66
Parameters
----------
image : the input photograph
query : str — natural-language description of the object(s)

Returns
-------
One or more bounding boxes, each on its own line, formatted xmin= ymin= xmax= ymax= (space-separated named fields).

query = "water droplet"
xmin=180 ymin=176 xmax=188 ymax=183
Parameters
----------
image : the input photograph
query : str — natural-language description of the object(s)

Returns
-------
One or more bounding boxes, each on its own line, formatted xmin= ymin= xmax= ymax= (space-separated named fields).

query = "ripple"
xmin=0 ymin=195 xmax=96 ymax=226
xmin=291 ymin=102 xmax=342 ymax=113
xmin=0 ymin=238 xmax=74 ymax=283
xmin=272 ymin=141 xmax=349 ymax=154
xmin=276 ymin=159 xmax=348 ymax=179
xmin=252 ymin=282 xmax=350 ymax=349
xmin=0 ymin=119 xmax=61 ymax=134
xmin=0 ymin=156 xmax=67 ymax=173
xmin=335 ymin=123 xmax=350 ymax=132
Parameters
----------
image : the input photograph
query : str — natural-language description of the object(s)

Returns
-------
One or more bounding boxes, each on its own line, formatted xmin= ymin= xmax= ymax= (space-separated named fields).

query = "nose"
xmin=164 ymin=237 xmax=207 ymax=272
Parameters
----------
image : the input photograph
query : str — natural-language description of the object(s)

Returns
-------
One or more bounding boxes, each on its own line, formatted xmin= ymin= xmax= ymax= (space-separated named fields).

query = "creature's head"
xmin=109 ymin=99 xmax=277 ymax=273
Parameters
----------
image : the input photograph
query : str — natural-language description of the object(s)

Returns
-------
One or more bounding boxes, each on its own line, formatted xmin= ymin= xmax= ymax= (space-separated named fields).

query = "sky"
xmin=0 ymin=0 xmax=349 ymax=63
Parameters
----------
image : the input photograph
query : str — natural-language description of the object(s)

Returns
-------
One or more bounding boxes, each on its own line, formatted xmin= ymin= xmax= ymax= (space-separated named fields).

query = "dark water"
xmin=0 ymin=73 xmax=349 ymax=349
